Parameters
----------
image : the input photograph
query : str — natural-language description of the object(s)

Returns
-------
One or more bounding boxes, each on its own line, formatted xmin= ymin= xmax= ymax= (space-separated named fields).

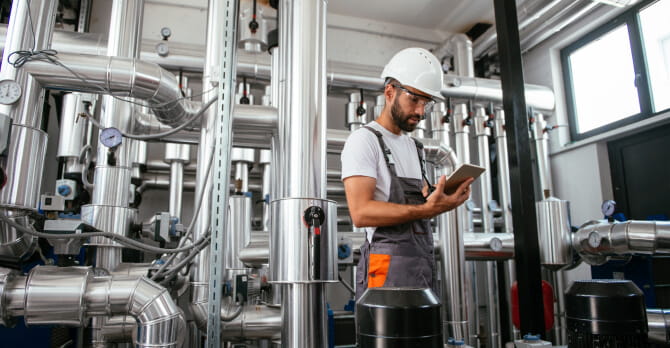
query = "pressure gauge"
xmin=587 ymin=231 xmax=601 ymax=249
xmin=155 ymin=42 xmax=169 ymax=57
xmin=0 ymin=80 xmax=22 ymax=105
xmin=160 ymin=27 xmax=172 ymax=40
xmin=601 ymin=200 xmax=616 ymax=217
xmin=100 ymin=127 xmax=123 ymax=148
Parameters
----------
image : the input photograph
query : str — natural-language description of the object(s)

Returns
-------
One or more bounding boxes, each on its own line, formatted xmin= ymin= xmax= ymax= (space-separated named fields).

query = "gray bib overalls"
xmin=355 ymin=126 xmax=436 ymax=300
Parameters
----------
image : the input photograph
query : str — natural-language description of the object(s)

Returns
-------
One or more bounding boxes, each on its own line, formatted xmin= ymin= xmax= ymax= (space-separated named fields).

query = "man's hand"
xmin=424 ymin=175 xmax=474 ymax=215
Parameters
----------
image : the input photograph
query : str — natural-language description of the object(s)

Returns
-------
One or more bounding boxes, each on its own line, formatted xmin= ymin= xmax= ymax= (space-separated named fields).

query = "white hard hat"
xmin=381 ymin=47 xmax=445 ymax=101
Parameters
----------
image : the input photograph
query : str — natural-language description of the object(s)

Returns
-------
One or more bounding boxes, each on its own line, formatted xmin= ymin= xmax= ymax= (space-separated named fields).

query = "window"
xmin=562 ymin=0 xmax=670 ymax=140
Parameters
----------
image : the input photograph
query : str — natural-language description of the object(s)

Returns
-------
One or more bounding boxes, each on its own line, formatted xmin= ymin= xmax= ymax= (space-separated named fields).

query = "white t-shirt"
xmin=340 ymin=121 xmax=423 ymax=242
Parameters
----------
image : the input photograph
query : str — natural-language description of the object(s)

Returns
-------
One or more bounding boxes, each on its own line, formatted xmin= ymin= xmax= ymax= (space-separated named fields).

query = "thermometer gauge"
xmin=0 ymin=80 xmax=22 ymax=105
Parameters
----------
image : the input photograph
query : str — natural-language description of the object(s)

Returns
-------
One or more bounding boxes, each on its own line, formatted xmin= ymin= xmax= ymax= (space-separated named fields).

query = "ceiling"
xmin=327 ymin=0 xmax=497 ymax=35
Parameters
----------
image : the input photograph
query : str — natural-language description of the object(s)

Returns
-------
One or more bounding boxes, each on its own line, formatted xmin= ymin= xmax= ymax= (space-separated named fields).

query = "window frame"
xmin=560 ymin=0 xmax=668 ymax=141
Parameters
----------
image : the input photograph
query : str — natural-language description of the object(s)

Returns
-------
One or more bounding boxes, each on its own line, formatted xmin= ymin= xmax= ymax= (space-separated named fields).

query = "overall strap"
xmin=363 ymin=126 xmax=394 ymax=170
xmin=411 ymin=138 xmax=434 ymax=191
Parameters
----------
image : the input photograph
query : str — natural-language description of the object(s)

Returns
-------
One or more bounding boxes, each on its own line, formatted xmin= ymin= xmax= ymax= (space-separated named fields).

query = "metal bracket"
xmin=205 ymin=0 xmax=239 ymax=346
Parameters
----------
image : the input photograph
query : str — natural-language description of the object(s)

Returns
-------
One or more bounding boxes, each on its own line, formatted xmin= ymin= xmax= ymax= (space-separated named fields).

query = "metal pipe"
xmin=573 ymin=220 xmax=670 ymax=265
xmin=444 ymin=75 xmax=555 ymax=112
xmin=473 ymin=105 xmax=500 ymax=348
xmin=220 ymin=304 xmax=282 ymax=339
xmin=452 ymin=102 xmax=479 ymax=346
xmin=532 ymin=112 xmax=554 ymax=198
xmin=0 ymin=1 xmax=57 ymax=259
xmin=0 ymin=266 xmax=185 ymax=347
xmin=647 ymin=309 xmax=670 ymax=344
xmin=240 ymin=232 xmax=516 ymax=267
xmin=165 ymin=143 xmax=190 ymax=221
xmin=22 ymin=52 xmax=200 ymax=128
xmin=225 ymin=196 xmax=252 ymax=283
xmin=57 ymin=93 xmax=94 ymax=174
xmin=493 ymin=109 xmax=513 ymax=234
xmin=86 ymin=0 xmax=144 ymax=276
xmin=473 ymin=0 xmax=570 ymax=58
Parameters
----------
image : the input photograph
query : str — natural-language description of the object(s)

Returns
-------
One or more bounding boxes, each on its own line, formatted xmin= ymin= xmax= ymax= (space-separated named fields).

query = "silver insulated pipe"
xmin=0 ymin=0 xmax=57 ymax=261
xmin=272 ymin=0 xmax=336 ymax=347
xmin=0 ymin=266 xmax=185 ymax=348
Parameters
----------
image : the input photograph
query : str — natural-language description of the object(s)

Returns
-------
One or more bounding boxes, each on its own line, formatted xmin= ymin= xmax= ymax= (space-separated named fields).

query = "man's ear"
xmin=384 ymin=84 xmax=395 ymax=104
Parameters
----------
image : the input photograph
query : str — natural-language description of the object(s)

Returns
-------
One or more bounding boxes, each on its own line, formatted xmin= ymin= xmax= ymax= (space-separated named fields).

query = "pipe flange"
xmin=0 ymin=267 xmax=18 ymax=327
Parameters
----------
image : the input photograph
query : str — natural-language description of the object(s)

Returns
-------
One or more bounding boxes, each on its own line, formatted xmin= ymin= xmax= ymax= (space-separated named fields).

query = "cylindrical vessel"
xmin=565 ymin=280 xmax=648 ymax=348
xmin=357 ymin=287 xmax=443 ymax=347
xmin=0 ymin=126 xmax=47 ymax=211
xmin=57 ymin=93 xmax=92 ymax=174
xmin=536 ymin=197 xmax=572 ymax=270
xmin=270 ymin=198 xmax=337 ymax=283
xmin=24 ymin=266 xmax=91 ymax=326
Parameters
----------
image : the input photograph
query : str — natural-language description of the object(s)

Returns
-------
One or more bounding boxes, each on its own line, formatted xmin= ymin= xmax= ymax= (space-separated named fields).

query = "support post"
xmin=493 ymin=0 xmax=546 ymax=338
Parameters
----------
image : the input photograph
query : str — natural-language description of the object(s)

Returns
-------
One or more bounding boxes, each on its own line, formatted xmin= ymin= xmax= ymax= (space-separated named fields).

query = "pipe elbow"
xmin=422 ymin=139 xmax=459 ymax=170
xmin=129 ymin=277 xmax=186 ymax=348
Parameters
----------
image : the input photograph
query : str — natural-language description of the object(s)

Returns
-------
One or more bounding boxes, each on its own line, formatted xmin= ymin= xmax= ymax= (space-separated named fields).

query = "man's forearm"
xmin=350 ymin=200 xmax=438 ymax=227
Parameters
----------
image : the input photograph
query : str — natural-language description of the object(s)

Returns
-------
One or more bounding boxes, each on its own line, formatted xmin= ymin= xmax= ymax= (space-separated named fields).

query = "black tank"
xmin=565 ymin=279 xmax=648 ymax=348
xmin=356 ymin=287 xmax=442 ymax=348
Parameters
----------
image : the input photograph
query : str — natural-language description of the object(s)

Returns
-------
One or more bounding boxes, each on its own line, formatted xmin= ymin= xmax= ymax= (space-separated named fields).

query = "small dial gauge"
xmin=100 ymin=127 xmax=123 ymax=148
xmin=155 ymin=42 xmax=169 ymax=57
xmin=0 ymin=80 xmax=22 ymax=105
xmin=160 ymin=27 xmax=172 ymax=39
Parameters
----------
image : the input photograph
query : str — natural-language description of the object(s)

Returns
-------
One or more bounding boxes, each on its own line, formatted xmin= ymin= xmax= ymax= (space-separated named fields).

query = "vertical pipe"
xmin=493 ymin=109 xmax=513 ymax=234
xmin=259 ymin=150 xmax=271 ymax=232
xmin=57 ymin=93 xmax=91 ymax=175
xmin=474 ymin=106 xmax=500 ymax=348
xmin=532 ymin=112 xmax=553 ymax=198
xmin=453 ymin=103 xmax=479 ymax=346
xmin=274 ymin=0 xmax=329 ymax=347
xmin=0 ymin=1 xmax=57 ymax=257
xmin=169 ymin=161 xmax=184 ymax=220
xmin=493 ymin=0 xmax=546 ymax=337
xmin=268 ymin=44 xmax=282 ymax=306
xmin=432 ymin=106 xmax=469 ymax=343
xmin=88 ymin=0 xmax=144 ymax=272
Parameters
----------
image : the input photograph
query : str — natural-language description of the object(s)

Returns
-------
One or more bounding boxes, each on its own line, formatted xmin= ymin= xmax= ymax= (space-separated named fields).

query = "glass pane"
xmin=640 ymin=0 xmax=670 ymax=112
xmin=569 ymin=25 xmax=640 ymax=134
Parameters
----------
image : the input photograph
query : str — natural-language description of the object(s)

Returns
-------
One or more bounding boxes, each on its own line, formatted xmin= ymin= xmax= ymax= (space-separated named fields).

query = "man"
xmin=341 ymin=47 xmax=474 ymax=299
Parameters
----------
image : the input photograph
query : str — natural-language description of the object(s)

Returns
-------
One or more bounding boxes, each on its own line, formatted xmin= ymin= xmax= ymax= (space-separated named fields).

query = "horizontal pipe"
xmin=444 ymin=75 xmax=555 ymax=112
xmin=573 ymin=220 xmax=670 ymax=266
xmin=239 ymin=232 xmax=515 ymax=267
xmin=220 ymin=304 xmax=282 ymax=339
xmin=22 ymin=52 xmax=199 ymax=128
xmin=0 ymin=266 xmax=185 ymax=347
xmin=0 ymin=26 xmax=554 ymax=111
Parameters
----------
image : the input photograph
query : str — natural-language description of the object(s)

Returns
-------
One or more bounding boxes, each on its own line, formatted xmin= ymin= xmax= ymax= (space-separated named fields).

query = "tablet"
xmin=444 ymin=163 xmax=486 ymax=193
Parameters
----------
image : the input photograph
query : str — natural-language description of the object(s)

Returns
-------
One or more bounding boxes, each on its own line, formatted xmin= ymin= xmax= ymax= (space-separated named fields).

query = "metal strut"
xmin=206 ymin=0 xmax=239 ymax=346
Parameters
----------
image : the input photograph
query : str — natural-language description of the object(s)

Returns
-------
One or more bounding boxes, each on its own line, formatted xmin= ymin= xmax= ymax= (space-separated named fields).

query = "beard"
xmin=390 ymin=96 xmax=422 ymax=132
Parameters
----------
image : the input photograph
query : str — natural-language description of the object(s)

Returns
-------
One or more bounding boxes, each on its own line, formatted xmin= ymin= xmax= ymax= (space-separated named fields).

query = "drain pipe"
xmin=271 ymin=0 xmax=337 ymax=347
xmin=0 ymin=0 xmax=57 ymax=261
xmin=0 ymin=266 xmax=185 ymax=348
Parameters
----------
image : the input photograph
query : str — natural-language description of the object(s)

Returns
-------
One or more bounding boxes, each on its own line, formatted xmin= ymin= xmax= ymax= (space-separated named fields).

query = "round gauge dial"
xmin=160 ymin=27 xmax=172 ymax=39
xmin=155 ymin=42 xmax=169 ymax=57
xmin=0 ymin=80 xmax=22 ymax=105
xmin=490 ymin=237 xmax=503 ymax=252
xmin=601 ymin=200 xmax=616 ymax=217
xmin=100 ymin=127 xmax=123 ymax=148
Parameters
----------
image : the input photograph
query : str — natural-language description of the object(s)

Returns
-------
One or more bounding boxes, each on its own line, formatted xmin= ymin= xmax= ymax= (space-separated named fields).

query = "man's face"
xmin=390 ymin=92 xmax=423 ymax=132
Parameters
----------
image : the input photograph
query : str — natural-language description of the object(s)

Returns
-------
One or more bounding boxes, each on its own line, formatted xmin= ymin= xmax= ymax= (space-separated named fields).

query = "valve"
xmin=248 ymin=0 xmax=259 ymax=34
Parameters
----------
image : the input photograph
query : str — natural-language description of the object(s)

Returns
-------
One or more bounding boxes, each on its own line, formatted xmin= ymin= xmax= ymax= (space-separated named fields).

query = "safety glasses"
xmin=392 ymin=84 xmax=436 ymax=113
